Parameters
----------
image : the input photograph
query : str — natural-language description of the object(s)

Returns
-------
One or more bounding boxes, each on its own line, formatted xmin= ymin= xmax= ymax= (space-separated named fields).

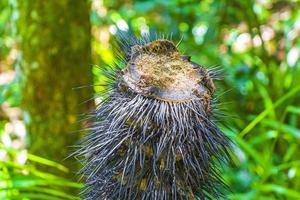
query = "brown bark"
xmin=19 ymin=0 xmax=92 ymax=170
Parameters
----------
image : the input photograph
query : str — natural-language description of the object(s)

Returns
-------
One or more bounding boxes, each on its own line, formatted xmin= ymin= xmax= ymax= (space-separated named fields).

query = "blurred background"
xmin=1 ymin=0 xmax=299 ymax=199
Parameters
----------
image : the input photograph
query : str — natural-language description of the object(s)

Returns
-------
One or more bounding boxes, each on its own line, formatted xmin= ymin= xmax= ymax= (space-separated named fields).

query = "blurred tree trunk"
xmin=18 ymin=1 xmax=92 ymax=170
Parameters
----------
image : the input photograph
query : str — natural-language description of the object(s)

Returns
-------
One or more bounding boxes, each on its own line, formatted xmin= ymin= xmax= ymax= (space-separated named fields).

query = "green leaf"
xmin=240 ymin=85 xmax=300 ymax=137
xmin=258 ymin=184 xmax=300 ymax=198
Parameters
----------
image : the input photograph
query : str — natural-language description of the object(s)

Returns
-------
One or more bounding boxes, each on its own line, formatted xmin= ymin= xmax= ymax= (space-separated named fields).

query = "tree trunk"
xmin=18 ymin=1 xmax=92 ymax=170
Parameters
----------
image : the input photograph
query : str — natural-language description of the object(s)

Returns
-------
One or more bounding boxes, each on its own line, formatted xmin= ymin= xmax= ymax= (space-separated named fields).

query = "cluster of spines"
xmin=75 ymin=32 xmax=232 ymax=200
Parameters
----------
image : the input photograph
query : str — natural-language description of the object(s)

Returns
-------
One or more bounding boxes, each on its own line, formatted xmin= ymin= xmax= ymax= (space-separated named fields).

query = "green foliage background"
xmin=1 ymin=0 xmax=300 ymax=199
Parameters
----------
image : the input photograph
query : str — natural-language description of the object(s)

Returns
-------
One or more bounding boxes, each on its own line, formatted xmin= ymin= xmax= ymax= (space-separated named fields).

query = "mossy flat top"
xmin=122 ymin=39 xmax=214 ymax=104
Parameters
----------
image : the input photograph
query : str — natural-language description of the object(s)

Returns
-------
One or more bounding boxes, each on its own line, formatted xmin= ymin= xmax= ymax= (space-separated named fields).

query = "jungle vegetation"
xmin=1 ymin=0 xmax=299 ymax=199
